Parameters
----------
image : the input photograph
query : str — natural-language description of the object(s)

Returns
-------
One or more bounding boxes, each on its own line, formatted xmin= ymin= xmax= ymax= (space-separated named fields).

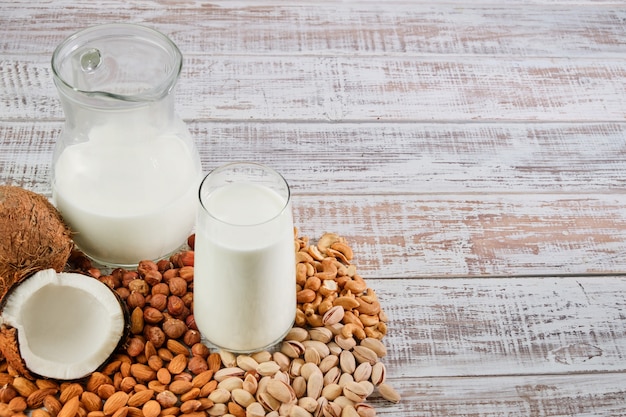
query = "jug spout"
xmin=52 ymin=23 xmax=182 ymax=104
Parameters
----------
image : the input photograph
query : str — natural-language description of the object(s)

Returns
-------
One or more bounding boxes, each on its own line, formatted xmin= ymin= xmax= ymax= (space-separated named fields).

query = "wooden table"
xmin=2 ymin=1 xmax=626 ymax=415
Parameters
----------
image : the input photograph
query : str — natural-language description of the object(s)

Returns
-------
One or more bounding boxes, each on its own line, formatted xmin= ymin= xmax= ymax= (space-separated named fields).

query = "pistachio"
xmin=291 ymin=376 xmax=307 ymax=399
xmin=236 ymin=355 xmax=260 ymax=372
xmin=352 ymin=346 xmax=378 ymax=366
xmin=208 ymin=388 xmax=231 ymax=404
xmin=323 ymin=366 xmax=341 ymax=386
xmin=231 ymin=388 xmax=255 ymax=408
xmin=318 ymin=355 xmax=339 ymax=374
xmin=257 ymin=361 xmax=282 ymax=377
xmin=370 ymin=362 xmax=386 ymax=386
xmin=281 ymin=340 xmax=306 ymax=359
xmin=246 ymin=401 xmax=267 ymax=417
xmin=339 ymin=350 xmax=356 ymax=375
xmin=321 ymin=306 xmax=344 ymax=326
xmin=359 ymin=338 xmax=387 ymax=358
xmin=321 ymin=383 xmax=342 ymax=401
xmin=377 ymin=383 xmax=401 ymax=403
xmin=214 ymin=367 xmax=245 ymax=382
xmin=306 ymin=372 xmax=323 ymax=399
xmin=308 ymin=327 xmax=333 ymax=344
xmin=266 ymin=379 xmax=296 ymax=404
xmin=353 ymin=362 xmax=372 ymax=383
xmin=285 ymin=327 xmax=310 ymax=343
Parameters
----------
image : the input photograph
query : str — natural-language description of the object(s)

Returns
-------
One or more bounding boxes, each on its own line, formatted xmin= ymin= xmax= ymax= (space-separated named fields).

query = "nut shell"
xmin=0 ymin=185 xmax=73 ymax=296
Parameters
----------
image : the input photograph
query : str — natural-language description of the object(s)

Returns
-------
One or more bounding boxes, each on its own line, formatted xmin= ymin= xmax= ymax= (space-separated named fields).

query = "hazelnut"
xmin=127 ymin=291 xmax=146 ymax=309
xmin=143 ymin=307 xmax=164 ymax=324
xmin=167 ymin=296 xmax=185 ymax=316
xmin=156 ymin=390 xmax=178 ymax=408
xmin=187 ymin=356 xmax=208 ymax=375
xmin=138 ymin=260 xmax=158 ymax=276
xmin=151 ymin=283 xmax=170 ymax=297
xmin=178 ymin=266 xmax=194 ymax=282
xmin=162 ymin=318 xmax=187 ymax=339
xmin=191 ymin=343 xmax=210 ymax=358
xmin=128 ymin=279 xmax=150 ymax=296
xmin=156 ymin=259 xmax=172 ymax=272
xmin=162 ymin=268 xmax=179 ymax=282
xmin=149 ymin=293 xmax=168 ymax=312
xmin=168 ymin=277 xmax=187 ymax=297
xmin=183 ymin=329 xmax=201 ymax=347
xmin=122 ymin=270 xmax=139 ymax=287
xmin=145 ymin=326 xmax=166 ymax=348
xmin=185 ymin=314 xmax=197 ymax=331
xmin=127 ymin=337 xmax=145 ymax=357
xmin=143 ymin=270 xmax=162 ymax=287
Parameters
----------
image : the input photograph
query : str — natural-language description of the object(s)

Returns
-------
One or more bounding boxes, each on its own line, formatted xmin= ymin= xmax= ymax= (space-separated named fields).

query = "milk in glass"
xmin=194 ymin=164 xmax=296 ymax=353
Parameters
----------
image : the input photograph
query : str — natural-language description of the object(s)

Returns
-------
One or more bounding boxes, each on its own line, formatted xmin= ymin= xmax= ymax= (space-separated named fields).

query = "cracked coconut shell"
xmin=0 ymin=185 xmax=73 ymax=297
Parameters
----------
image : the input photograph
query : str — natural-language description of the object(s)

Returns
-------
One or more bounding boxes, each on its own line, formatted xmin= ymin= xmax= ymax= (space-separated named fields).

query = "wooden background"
xmin=2 ymin=1 xmax=626 ymax=415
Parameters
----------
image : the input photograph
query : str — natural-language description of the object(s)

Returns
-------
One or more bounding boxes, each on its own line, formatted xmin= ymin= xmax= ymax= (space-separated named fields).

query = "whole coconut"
xmin=0 ymin=185 xmax=74 ymax=297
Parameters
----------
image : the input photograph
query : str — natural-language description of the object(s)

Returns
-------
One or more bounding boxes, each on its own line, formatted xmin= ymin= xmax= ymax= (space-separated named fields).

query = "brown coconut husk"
xmin=0 ymin=185 xmax=74 ymax=299
xmin=0 ymin=327 xmax=32 ymax=379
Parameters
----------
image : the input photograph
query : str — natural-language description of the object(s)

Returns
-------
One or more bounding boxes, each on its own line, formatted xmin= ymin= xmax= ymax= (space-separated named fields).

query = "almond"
xmin=191 ymin=370 xmax=213 ymax=388
xmin=167 ymin=354 xmax=188 ymax=375
xmin=43 ymin=395 xmax=62 ymax=416
xmin=209 ymin=352 xmax=225 ymax=370
xmin=166 ymin=339 xmax=188 ymax=356
xmin=8 ymin=396 xmax=27 ymax=412
xmin=81 ymin=391 xmax=103 ymax=412
xmin=59 ymin=382 xmax=83 ymax=404
xmin=97 ymin=383 xmax=116 ymax=400
xmin=86 ymin=372 xmax=112 ymax=393
xmin=127 ymin=389 xmax=154 ymax=407
xmin=12 ymin=376 xmax=38 ymax=397
xmin=142 ymin=399 xmax=161 ymax=417
xmin=130 ymin=363 xmax=156 ymax=382
xmin=32 ymin=409 xmax=53 ymax=417
xmin=27 ymin=387 xmax=58 ymax=408
xmin=169 ymin=379 xmax=193 ymax=395
xmin=112 ymin=406 xmax=129 ymax=417
xmin=57 ymin=395 xmax=80 ymax=417
xmin=103 ymin=391 xmax=129 ymax=415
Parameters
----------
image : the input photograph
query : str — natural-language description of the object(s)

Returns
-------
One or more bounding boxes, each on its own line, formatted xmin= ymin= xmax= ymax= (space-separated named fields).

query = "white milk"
xmin=52 ymin=125 xmax=201 ymax=266
xmin=194 ymin=182 xmax=296 ymax=352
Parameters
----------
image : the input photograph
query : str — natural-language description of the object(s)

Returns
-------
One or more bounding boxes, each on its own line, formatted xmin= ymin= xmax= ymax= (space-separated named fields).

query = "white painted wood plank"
xmin=4 ymin=121 xmax=626 ymax=195
xmin=375 ymin=277 xmax=626 ymax=378
xmin=293 ymin=194 xmax=626 ymax=278
xmin=1 ymin=2 xmax=625 ymax=57
xmin=2 ymin=55 xmax=626 ymax=122
xmin=372 ymin=373 xmax=626 ymax=416
xmin=369 ymin=276 xmax=626 ymax=415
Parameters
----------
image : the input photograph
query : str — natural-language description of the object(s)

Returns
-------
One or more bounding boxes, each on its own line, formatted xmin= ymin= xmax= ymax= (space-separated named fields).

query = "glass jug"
xmin=51 ymin=24 xmax=202 ymax=267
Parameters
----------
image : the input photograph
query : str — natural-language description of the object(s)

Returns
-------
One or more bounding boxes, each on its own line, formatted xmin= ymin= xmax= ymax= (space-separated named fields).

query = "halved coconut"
xmin=0 ymin=269 xmax=127 ymax=380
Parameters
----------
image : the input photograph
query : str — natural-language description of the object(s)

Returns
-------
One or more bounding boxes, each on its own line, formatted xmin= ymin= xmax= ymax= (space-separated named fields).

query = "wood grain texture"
xmin=373 ymin=276 xmax=626 ymax=416
xmin=4 ymin=121 xmax=626 ymax=195
xmin=1 ymin=2 xmax=626 ymax=56
xmin=3 ymin=55 xmax=626 ymax=122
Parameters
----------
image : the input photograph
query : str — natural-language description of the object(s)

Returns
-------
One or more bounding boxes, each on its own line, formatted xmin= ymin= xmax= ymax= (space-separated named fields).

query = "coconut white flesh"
xmin=0 ymin=269 xmax=125 ymax=380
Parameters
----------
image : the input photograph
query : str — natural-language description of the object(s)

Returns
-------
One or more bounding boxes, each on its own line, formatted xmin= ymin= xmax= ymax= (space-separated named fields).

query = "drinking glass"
xmin=194 ymin=162 xmax=296 ymax=353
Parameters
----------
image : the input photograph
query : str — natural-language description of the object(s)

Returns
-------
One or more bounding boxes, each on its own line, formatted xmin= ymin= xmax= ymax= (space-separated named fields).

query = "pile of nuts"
xmin=0 ymin=232 xmax=400 ymax=417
